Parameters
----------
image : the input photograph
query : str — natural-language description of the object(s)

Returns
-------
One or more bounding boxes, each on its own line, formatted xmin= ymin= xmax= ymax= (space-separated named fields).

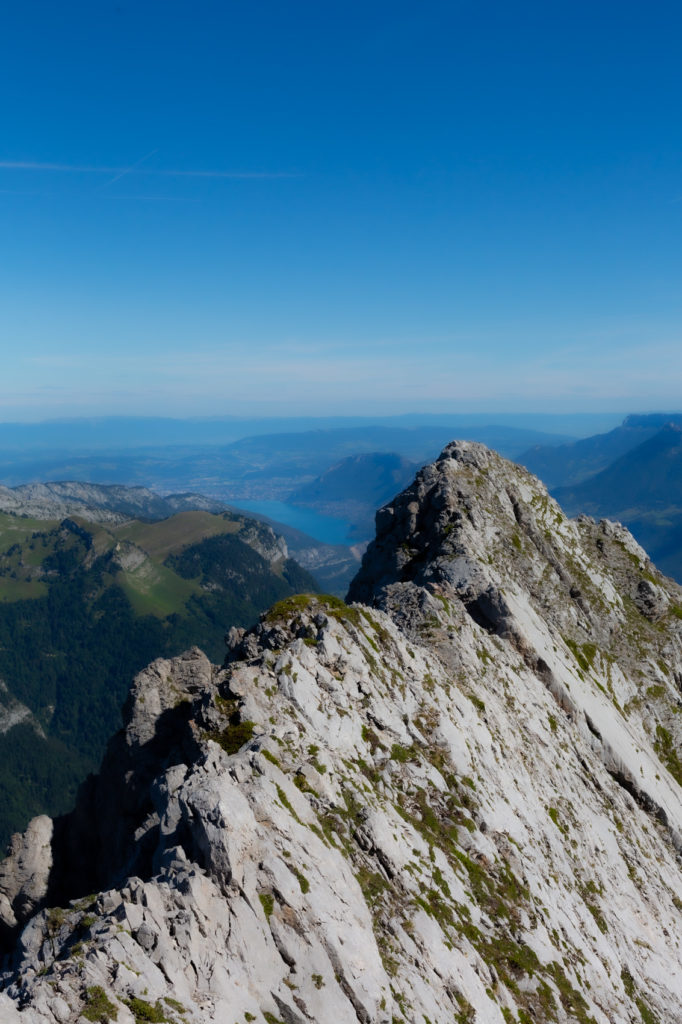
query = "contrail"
xmin=96 ymin=149 xmax=159 ymax=189
xmin=155 ymin=169 xmax=299 ymax=178
xmin=108 ymin=194 xmax=201 ymax=203
xmin=0 ymin=160 xmax=122 ymax=172
xmin=0 ymin=159 xmax=298 ymax=179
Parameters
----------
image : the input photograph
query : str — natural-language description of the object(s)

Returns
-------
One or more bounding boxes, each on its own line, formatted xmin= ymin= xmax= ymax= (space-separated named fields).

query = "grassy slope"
xmin=117 ymin=562 xmax=200 ymax=618
xmin=0 ymin=512 xmax=60 ymax=544
xmin=113 ymin=510 xmax=240 ymax=561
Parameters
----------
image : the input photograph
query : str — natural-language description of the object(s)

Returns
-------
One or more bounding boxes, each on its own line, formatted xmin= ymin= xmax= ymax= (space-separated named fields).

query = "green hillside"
xmin=0 ymin=510 xmax=318 ymax=847
xmin=114 ymin=510 xmax=241 ymax=561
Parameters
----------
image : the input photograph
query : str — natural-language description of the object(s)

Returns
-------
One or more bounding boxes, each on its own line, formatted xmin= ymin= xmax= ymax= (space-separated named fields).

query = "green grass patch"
xmin=118 ymin=560 xmax=199 ymax=618
xmin=584 ymin=900 xmax=608 ymax=933
xmin=83 ymin=986 xmax=119 ymax=1023
xmin=162 ymin=997 xmax=186 ymax=1015
xmin=360 ymin=609 xmax=393 ymax=645
xmin=356 ymin=865 xmax=388 ymax=905
xmin=123 ymin=998 xmax=168 ymax=1023
xmin=636 ymin=997 xmax=661 ymax=1024
xmin=317 ymin=594 xmax=362 ymax=627
xmin=265 ymin=592 xmax=363 ymax=628
xmin=563 ymin=636 xmax=597 ymax=673
xmin=259 ymin=892 xmax=275 ymax=918
xmin=205 ymin=717 xmax=255 ymax=756
xmin=265 ymin=593 xmax=316 ymax=621
xmin=390 ymin=743 xmax=416 ymax=763
xmin=293 ymin=866 xmax=310 ymax=893
xmin=547 ymin=806 xmax=568 ymax=834
xmin=654 ymin=724 xmax=682 ymax=787
xmin=276 ymin=783 xmax=302 ymax=822
xmin=546 ymin=962 xmax=596 ymax=1024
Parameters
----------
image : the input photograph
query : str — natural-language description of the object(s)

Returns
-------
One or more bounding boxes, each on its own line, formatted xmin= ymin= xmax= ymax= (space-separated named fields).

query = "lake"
xmin=233 ymin=500 xmax=354 ymax=546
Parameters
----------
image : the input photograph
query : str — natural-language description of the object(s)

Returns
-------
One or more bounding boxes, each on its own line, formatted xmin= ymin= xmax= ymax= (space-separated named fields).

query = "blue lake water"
xmin=233 ymin=500 xmax=353 ymax=546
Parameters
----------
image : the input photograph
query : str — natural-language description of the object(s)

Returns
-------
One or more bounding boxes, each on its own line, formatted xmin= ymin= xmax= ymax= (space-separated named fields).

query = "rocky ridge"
xmin=0 ymin=481 xmax=230 ymax=525
xmin=2 ymin=442 xmax=682 ymax=1022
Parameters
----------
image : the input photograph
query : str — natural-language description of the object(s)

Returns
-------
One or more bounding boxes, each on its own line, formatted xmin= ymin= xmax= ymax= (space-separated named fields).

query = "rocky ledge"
xmin=2 ymin=442 xmax=682 ymax=1023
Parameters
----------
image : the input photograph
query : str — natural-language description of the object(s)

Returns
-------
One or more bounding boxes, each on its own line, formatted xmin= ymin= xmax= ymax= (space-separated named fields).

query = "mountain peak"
xmin=4 ymin=443 xmax=682 ymax=1023
xmin=350 ymin=439 xmax=562 ymax=610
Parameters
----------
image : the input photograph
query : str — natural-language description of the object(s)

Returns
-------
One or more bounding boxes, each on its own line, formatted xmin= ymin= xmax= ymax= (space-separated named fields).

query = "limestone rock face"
xmin=0 ymin=817 xmax=52 ymax=947
xmin=236 ymin=520 xmax=288 ymax=564
xmin=4 ymin=442 xmax=682 ymax=1023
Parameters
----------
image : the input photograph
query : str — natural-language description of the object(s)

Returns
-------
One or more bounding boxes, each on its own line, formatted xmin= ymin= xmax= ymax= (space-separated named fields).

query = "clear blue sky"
xmin=1 ymin=1 xmax=681 ymax=420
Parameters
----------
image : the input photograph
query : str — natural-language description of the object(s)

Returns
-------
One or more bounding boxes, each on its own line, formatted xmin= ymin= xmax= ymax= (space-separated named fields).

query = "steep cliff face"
xmin=3 ymin=442 xmax=682 ymax=1024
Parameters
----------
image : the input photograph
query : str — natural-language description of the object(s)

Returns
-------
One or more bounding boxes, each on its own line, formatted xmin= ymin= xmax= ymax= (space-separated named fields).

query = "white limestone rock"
xmin=4 ymin=442 xmax=682 ymax=1022
xmin=0 ymin=816 xmax=52 ymax=941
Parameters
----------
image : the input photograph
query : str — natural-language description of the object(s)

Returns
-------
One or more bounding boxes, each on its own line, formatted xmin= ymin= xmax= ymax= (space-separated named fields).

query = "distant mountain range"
xmin=0 ymin=422 xmax=573 ymax=499
xmin=553 ymin=422 xmax=682 ymax=514
xmin=0 ymin=491 xmax=317 ymax=848
xmin=0 ymin=411 xmax=606 ymax=452
xmin=518 ymin=412 xmax=682 ymax=489
xmin=518 ymin=414 xmax=682 ymax=582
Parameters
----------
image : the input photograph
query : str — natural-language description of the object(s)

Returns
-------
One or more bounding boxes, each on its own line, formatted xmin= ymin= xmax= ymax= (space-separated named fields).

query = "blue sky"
xmin=1 ymin=1 xmax=682 ymax=420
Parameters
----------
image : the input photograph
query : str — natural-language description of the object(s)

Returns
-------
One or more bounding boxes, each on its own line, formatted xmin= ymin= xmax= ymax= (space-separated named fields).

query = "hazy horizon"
xmin=0 ymin=404 xmax=670 ymax=426
xmin=0 ymin=409 xmax=636 ymax=442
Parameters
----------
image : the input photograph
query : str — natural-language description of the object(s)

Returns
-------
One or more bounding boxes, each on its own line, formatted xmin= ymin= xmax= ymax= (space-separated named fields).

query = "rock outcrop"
xmin=0 ymin=817 xmax=52 ymax=951
xmin=3 ymin=442 xmax=682 ymax=1022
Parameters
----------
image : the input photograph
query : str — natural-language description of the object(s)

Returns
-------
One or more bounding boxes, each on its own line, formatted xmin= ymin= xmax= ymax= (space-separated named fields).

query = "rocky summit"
xmin=3 ymin=441 xmax=682 ymax=1023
